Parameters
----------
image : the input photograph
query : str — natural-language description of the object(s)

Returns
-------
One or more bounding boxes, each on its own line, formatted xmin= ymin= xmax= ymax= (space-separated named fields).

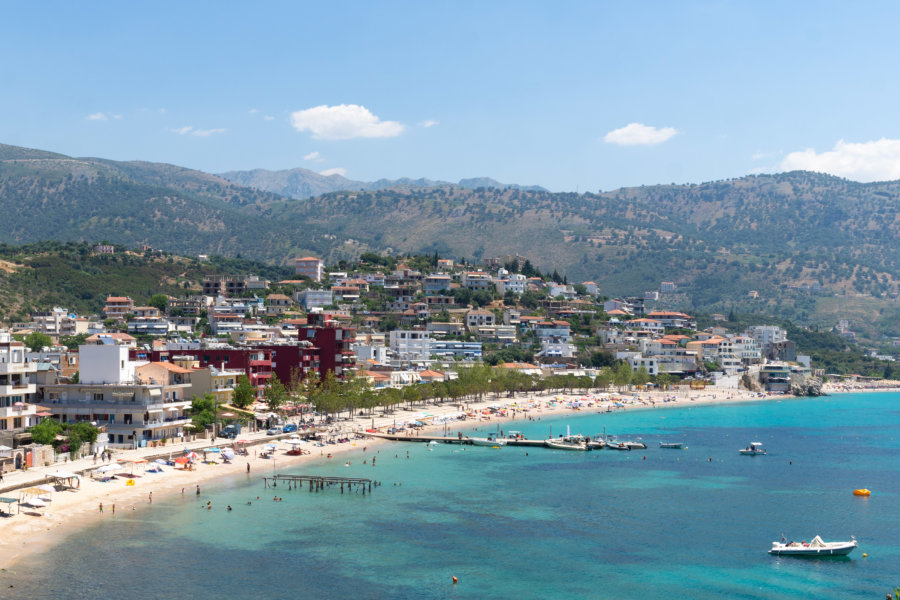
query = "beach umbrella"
xmin=155 ymin=459 xmax=169 ymax=465
xmin=174 ymin=456 xmax=190 ymax=465
xmin=96 ymin=463 xmax=123 ymax=473
xmin=185 ymin=452 xmax=200 ymax=459
xmin=264 ymin=444 xmax=277 ymax=450
xmin=36 ymin=484 xmax=55 ymax=494
xmin=203 ymin=447 xmax=222 ymax=453
xmin=221 ymin=449 xmax=235 ymax=459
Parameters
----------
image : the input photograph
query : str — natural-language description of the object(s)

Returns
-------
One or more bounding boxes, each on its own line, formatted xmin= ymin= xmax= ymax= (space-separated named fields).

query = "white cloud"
xmin=86 ymin=113 xmax=108 ymax=121
xmin=290 ymin=104 xmax=404 ymax=140
xmin=303 ymin=151 xmax=320 ymax=161
xmin=263 ymin=115 xmax=275 ymax=121
xmin=420 ymin=119 xmax=439 ymax=128
xmin=191 ymin=128 xmax=226 ymax=137
xmin=603 ymin=122 xmax=678 ymax=146
xmin=249 ymin=108 xmax=259 ymax=114
xmin=112 ymin=114 xmax=123 ymax=120
xmin=320 ymin=167 xmax=347 ymax=177
xmin=780 ymin=138 xmax=900 ymax=182
xmin=170 ymin=126 xmax=226 ymax=137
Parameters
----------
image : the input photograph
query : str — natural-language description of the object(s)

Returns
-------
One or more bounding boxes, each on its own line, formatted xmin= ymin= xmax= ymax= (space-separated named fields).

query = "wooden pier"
xmin=366 ymin=432 xmax=547 ymax=448
xmin=263 ymin=474 xmax=374 ymax=494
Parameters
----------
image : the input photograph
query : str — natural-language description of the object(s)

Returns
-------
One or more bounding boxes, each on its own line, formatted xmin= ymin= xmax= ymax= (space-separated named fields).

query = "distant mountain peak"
xmin=218 ymin=167 xmax=547 ymax=199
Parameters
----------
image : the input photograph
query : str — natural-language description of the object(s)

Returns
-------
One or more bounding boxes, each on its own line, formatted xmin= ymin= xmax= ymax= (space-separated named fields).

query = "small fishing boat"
xmin=739 ymin=442 xmax=766 ymax=455
xmin=659 ymin=442 xmax=683 ymax=449
xmin=768 ymin=536 xmax=857 ymax=557
xmin=623 ymin=440 xmax=647 ymax=450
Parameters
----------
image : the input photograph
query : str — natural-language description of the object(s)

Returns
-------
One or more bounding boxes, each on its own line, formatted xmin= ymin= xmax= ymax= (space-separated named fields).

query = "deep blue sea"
xmin=4 ymin=393 xmax=899 ymax=599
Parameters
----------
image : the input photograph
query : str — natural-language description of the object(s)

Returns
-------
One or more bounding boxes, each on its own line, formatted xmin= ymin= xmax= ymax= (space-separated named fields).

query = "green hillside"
xmin=1 ymin=142 xmax=899 ymax=338
xmin=0 ymin=241 xmax=292 ymax=321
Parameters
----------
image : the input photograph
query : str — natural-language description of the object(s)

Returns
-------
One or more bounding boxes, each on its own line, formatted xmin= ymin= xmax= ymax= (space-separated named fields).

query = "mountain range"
xmin=218 ymin=166 xmax=547 ymax=200
xmin=1 ymin=142 xmax=899 ymax=340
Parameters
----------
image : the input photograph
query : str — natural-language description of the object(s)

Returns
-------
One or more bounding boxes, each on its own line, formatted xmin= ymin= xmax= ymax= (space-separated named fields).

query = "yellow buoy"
xmin=862 ymin=553 xmax=867 ymax=557
xmin=853 ymin=488 xmax=871 ymax=496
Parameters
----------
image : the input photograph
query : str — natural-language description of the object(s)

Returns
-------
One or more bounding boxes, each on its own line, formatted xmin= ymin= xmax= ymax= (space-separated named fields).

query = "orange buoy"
xmin=452 ymin=576 xmax=458 ymax=584
xmin=853 ymin=488 xmax=871 ymax=496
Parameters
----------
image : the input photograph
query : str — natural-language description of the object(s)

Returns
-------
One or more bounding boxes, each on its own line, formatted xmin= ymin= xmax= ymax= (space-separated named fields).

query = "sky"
xmin=3 ymin=1 xmax=900 ymax=192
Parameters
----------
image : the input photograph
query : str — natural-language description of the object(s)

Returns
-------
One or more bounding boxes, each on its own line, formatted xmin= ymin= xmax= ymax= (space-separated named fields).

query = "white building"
xmin=389 ymin=330 xmax=432 ymax=363
xmin=0 ymin=332 xmax=39 ymax=433
xmin=495 ymin=273 xmax=526 ymax=295
xmin=295 ymin=288 xmax=334 ymax=310
xmin=42 ymin=338 xmax=192 ymax=448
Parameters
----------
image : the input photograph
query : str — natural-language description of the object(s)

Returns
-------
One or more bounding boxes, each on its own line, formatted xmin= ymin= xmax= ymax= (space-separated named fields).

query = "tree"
xmin=632 ymin=366 xmax=651 ymax=388
xmin=263 ymin=375 xmax=288 ymax=414
xmin=189 ymin=394 xmax=217 ymax=432
xmin=23 ymin=331 xmax=52 ymax=352
xmin=29 ymin=419 xmax=63 ymax=445
xmin=614 ymin=362 xmax=633 ymax=391
xmin=452 ymin=287 xmax=473 ymax=306
xmin=231 ymin=374 xmax=255 ymax=409
xmin=148 ymin=293 xmax=169 ymax=312
xmin=65 ymin=422 xmax=99 ymax=457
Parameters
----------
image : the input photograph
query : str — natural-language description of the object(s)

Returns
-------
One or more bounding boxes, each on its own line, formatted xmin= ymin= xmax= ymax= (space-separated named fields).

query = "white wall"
xmin=79 ymin=344 xmax=135 ymax=384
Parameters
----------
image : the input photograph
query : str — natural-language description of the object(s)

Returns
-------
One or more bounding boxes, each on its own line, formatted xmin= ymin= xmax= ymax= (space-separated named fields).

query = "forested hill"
xmin=1 ymin=143 xmax=899 ymax=330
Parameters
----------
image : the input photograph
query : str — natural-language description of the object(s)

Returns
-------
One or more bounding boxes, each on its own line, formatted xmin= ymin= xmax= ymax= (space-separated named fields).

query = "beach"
xmin=0 ymin=385 xmax=791 ymax=570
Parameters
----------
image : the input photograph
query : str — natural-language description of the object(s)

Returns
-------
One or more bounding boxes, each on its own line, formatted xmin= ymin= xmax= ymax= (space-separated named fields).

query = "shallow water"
xmin=4 ymin=393 xmax=898 ymax=599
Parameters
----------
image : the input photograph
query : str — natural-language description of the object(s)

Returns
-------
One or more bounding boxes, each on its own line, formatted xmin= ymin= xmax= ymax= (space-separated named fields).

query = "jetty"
xmin=263 ymin=474 xmax=374 ymax=494
xmin=367 ymin=432 xmax=548 ymax=448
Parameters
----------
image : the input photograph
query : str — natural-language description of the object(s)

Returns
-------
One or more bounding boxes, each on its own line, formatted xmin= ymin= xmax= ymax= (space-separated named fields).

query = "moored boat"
xmin=545 ymin=434 xmax=590 ymax=451
xmin=768 ymin=535 xmax=857 ymax=557
xmin=469 ymin=435 xmax=508 ymax=447
xmin=739 ymin=442 xmax=766 ymax=455
xmin=659 ymin=442 xmax=683 ymax=449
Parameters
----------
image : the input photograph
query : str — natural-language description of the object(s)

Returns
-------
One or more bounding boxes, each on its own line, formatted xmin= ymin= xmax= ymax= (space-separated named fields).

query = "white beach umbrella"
xmin=24 ymin=498 xmax=46 ymax=508
xmin=96 ymin=463 xmax=123 ymax=473
xmin=36 ymin=484 xmax=55 ymax=493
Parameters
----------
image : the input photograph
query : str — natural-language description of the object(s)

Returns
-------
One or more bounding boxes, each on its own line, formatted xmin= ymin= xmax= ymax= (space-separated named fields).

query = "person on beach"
xmin=247 ymin=463 xmax=250 ymax=474
xmin=112 ymin=504 xmax=115 ymax=514
xmin=148 ymin=492 xmax=152 ymax=504
xmin=99 ymin=502 xmax=103 ymax=513
xmin=196 ymin=485 xmax=200 ymax=496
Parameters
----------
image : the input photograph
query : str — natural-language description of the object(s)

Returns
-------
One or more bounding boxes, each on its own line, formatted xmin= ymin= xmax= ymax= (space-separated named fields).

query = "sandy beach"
xmin=0 ymin=384 xmax=809 ymax=570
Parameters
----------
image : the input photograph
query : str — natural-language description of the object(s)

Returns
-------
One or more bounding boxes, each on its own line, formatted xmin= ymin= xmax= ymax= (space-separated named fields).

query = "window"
xmin=13 ymin=417 xmax=21 ymax=428
xmin=93 ymin=393 xmax=103 ymax=401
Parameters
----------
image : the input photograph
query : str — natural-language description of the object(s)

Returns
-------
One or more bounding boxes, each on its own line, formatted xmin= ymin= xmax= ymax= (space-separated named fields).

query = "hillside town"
xmin=0 ymin=251 xmax=834 ymax=473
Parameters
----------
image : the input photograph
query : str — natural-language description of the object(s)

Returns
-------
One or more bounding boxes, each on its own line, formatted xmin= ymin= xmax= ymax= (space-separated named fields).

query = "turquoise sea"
xmin=5 ymin=392 xmax=899 ymax=599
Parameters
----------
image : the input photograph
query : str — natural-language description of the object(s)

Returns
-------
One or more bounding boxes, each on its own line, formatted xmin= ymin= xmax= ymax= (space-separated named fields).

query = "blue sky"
xmin=3 ymin=1 xmax=900 ymax=191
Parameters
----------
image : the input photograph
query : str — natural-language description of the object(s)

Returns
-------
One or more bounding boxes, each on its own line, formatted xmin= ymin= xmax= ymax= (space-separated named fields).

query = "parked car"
xmin=219 ymin=424 xmax=242 ymax=439
xmin=266 ymin=426 xmax=283 ymax=436
xmin=282 ymin=424 xmax=298 ymax=433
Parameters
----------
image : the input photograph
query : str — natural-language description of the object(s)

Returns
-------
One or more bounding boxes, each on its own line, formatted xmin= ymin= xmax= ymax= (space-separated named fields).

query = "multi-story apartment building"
xmin=0 ymin=332 xmax=39 ymax=433
xmin=295 ymin=257 xmax=325 ymax=282
xmin=103 ymin=296 xmax=135 ymax=321
xmin=42 ymin=337 xmax=192 ymax=447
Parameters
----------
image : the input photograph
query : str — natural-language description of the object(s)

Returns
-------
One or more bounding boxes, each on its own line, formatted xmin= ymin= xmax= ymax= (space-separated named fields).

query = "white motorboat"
xmin=545 ymin=434 xmax=590 ymax=451
xmin=659 ymin=442 xmax=683 ymax=449
xmin=739 ymin=442 xmax=766 ymax=455
xmin=468 ymin=435 xmax=507 ymax=447
xmin=768 ymin=535 xmax=857 ymax=557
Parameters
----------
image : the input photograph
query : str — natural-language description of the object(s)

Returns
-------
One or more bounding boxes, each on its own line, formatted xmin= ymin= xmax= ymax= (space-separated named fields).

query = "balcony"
xmin=0 ymin=383 xmax=37 ymax=396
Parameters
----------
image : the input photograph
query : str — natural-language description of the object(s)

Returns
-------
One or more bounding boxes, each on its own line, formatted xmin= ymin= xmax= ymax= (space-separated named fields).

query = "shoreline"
xmin=1 ymin=384 xmax=893 ymax=571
